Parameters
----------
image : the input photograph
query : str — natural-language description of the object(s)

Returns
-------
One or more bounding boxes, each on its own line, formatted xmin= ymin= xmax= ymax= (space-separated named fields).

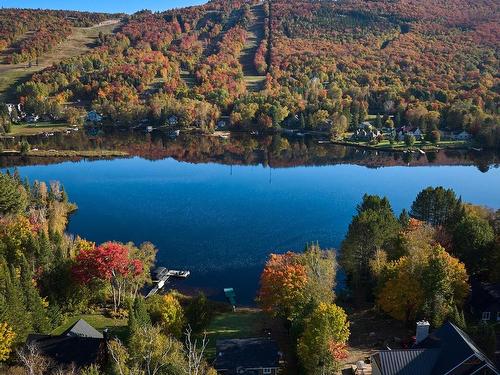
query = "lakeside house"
xmin=352 ymin=128 xmax=381 ymax=142
xmin=25 ymin=319 xmax=106 ymax=370
xmin=214 ymin=337 xmax=282 ymax=375
xmin=369 ymin=321 xmax=499 ymax=375
xmin=470 ymin=281 xmax=500 ymax=323
xmin=167 ymin=115 xmax=179 ymax=126
xmin=455 ymin=131 xmax=472 ymax=140
xmin=87 ymin=111 xmax=103 ymax=123
xmin=26 ymin=115 xmax=39 ymax=123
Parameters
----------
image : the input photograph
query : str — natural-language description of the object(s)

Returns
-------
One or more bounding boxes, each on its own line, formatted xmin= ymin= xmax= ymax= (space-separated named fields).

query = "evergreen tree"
xmin=0 ymin=172 xmax=26 ymax=215
xmin=20 ymin=257 xmax=50 ymax=333
xmin=133 ymin=297 xmax=151 ymax=328
xmin=0 ymin=260 xmax=32 ymax=344
xmin=127 ymin=300 xmax=138 ymax=335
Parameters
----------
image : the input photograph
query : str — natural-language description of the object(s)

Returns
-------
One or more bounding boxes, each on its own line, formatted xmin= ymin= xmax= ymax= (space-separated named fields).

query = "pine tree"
xmin=0 ymin=261 xmax=32 ymax=344
xmin=133 ymin=297 xmax=151 ymax=328
xmin=20 ymin=257 xmax=50 ymax=333
xmin=127 ymin=300 xmax=138 ymax=335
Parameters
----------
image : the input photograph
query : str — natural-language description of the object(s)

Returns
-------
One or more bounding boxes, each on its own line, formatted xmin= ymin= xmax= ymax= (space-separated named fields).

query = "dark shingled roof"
xmin=26 ymin=334 xmax=104 ymax=368
xmin=25 ymin=319 xmax=105 ymax=368
xmin=62 ymin=319 xmax=103 ymax=338
xmin=215 ymin=338 xmax=280 ymax=374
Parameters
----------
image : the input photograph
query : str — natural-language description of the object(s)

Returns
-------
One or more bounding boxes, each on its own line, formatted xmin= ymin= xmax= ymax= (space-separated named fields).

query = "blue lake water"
xmin=6 ymin=157 xmax=500 ymax=304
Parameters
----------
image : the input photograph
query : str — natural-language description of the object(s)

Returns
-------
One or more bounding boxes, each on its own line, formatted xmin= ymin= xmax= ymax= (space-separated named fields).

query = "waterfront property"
xmin=215 ymin=337 xmax=282 ymax=375
xmin=25 ymin=319 xmax=106 ymax=370
xmin=370 ymin=321 xmax=500 ymax=375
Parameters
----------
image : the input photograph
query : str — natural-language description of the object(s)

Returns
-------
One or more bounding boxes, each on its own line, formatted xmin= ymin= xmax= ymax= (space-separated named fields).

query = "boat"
xmin=317 ymin=140 xmax=330 ymax=144
xmin=471 ymin=147 xmax=483 ymax=152
xmin=418 ymin=148 xmax=426 ymax=155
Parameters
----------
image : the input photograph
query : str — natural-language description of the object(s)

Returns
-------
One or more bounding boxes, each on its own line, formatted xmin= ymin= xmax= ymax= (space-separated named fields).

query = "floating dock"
xmin=144 ymin=267 xmax=190 ymax=298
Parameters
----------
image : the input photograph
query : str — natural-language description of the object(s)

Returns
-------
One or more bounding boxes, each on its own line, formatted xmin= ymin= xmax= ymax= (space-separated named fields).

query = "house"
xmin=26 ymin=115 xmax=39 ymax=123
xmin=455 ymin=131 xmax=472 ymax=140
xmin=370 ymin=321 xmax=499 ymax=375
xmin=470 ymin=281 xmax=500 ymax=323
xmin=358 ymin=121 xmax=373 ymax=130
xmin=413 ymin=128 xmax=423 ymax=140
xmin=25 ymin=319 xmax=106 ymax=370
xmin=214 ymin=338 xmax=282 ymax=375
xmin=167 ymin=115 xmax=178 ymax=126
xmin=87 ymin=111 xmax=102 ymax=123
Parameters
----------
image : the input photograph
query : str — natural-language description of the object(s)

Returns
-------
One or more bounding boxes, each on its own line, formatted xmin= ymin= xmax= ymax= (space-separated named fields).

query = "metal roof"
xmin=373 ymin=349 xmax=439 ymax=375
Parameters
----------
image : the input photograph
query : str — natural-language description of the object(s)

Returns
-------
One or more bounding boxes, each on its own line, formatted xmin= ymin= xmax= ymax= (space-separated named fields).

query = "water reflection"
xmin=1 ymin=129 xmax=499 ymax=171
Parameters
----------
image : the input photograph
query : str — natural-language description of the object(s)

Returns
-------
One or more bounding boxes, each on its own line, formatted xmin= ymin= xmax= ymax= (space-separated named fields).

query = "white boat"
xmin=418 ymin=148 xmax=426 ymax=155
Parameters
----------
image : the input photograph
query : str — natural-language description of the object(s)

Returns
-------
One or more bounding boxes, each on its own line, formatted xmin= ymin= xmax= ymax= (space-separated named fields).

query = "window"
xmin=497 ymin=312 xmax=500 ymax=321
xmin=263 ymin=369 xmax=272 ymax=374
xmin=482 ymin=311 xmax=491 ymax=321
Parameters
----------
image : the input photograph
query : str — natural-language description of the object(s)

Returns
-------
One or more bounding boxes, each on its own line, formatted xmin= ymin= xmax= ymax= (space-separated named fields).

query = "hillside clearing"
xmin=241 ymin=5 xmax=266 ymax=92
xmin=0 ymin=19 xmax=121 ymax=102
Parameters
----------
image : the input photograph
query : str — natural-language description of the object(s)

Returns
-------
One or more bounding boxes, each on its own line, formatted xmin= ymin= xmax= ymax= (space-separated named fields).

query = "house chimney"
xmin=415 ymin=321 xmax=430 ymax=344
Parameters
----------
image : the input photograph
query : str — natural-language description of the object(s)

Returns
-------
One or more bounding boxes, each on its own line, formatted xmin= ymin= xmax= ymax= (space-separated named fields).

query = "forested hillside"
xmin=2 ymin=0 xmax=499 ymax=147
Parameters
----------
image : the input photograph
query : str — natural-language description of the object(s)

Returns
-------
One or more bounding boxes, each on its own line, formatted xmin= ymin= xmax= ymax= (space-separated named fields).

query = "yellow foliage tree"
xmin=158 ymin=293 xmax=185 ymax=337
xmin=0 ymin=322 xmax=16 ymax=361
xmin=377 ymin=244 xmax=469 ymax=325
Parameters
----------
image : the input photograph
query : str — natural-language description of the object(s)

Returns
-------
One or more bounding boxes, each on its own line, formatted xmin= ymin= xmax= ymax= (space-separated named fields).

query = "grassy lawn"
xmin=340 ymin=138 xmax=469 ymax=151
xmin=7 ymin=122 xmax=72 ymax=136
xmin=204 ymin=309 xmax=265 ymax=359
xmin=52 ymin=314 xmax=128 ymax=341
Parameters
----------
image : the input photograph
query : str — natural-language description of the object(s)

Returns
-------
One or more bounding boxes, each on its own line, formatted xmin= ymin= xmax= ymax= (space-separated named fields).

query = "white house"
xmin=87 ymin=111 xmax=102 ymax=123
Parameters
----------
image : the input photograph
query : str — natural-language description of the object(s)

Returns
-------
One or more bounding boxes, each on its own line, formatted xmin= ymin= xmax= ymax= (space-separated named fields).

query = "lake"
xmin=2 ymin=134 xmax=500 ymax=304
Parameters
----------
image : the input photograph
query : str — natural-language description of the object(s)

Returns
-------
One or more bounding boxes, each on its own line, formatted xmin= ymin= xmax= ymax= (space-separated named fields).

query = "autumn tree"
xmin=0 ymin=322 xmax=15 ymax=361
xmin=377 ymin=244 xmax=469 ymax=326
xmin=157 ymin=293 xmax=185 ymax=338
xmin=297 ymin=302 xmax=350 ymax=375
xmin=72 ymin=242 xmax=144 ymax=312
xmin=258 ymin=252 xmax=307 ymax=322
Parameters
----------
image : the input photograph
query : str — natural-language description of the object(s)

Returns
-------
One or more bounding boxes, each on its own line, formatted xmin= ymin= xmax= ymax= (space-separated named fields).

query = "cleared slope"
xmin=240 ymin=4 xmax=266 ymax=92
xmin=0 ymin=19 xmax=121 ymax=102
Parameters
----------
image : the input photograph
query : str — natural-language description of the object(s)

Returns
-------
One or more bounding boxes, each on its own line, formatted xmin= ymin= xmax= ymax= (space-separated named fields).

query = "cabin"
xmin=455 ymin=131 xmax=472 ymax=140
xmin=469 ymin=281 xmax=500 ymax=323
xmin=370 ymin=321 xmax=499 ymax=375
xmin=26 ymin=115 xmax=39 ymax=123
xmin=412 ymin=128 xmax=423 ymax=140
xmin=25 ymin=319 xmax=106 ymax=370
xmin=357 ymin=121 xmax=373 ymax=130
xmin=87 ymin=111 xmax=103 ymax=123
xmin=214 ymin=338 xmax=282 ymax=375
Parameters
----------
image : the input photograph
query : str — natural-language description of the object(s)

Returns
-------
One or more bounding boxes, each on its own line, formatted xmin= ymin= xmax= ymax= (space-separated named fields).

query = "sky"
xmin=0 ymin=0 xmax=207 ymax=14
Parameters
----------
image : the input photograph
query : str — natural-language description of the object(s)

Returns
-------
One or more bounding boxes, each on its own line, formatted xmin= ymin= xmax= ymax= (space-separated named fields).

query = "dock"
xmin=144 ymin=267 xmax=190 ymax=298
